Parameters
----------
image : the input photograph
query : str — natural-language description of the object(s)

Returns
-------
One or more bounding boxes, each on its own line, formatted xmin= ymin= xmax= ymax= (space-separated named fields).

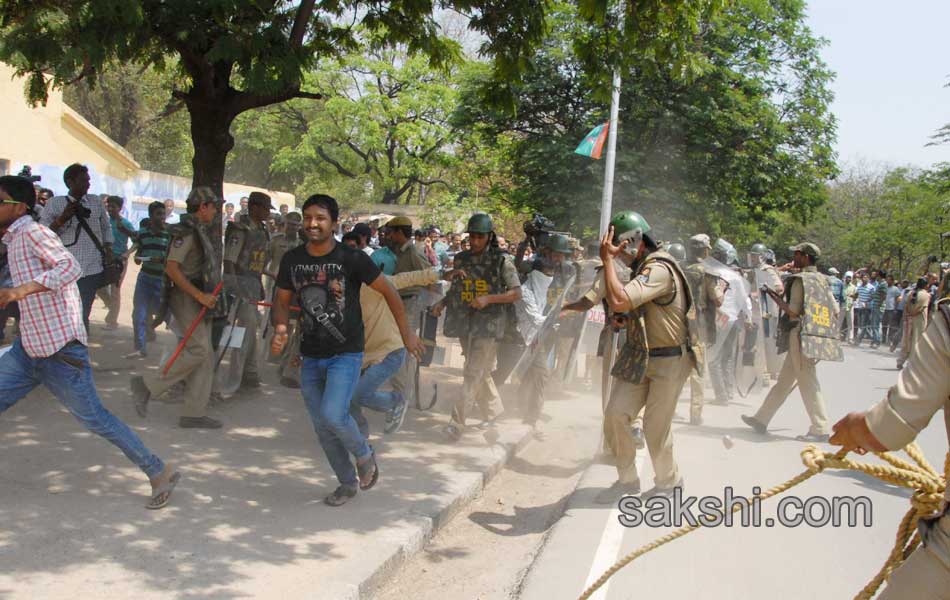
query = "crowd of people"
xmin=1 ymin=164 xmax=948 ymax=524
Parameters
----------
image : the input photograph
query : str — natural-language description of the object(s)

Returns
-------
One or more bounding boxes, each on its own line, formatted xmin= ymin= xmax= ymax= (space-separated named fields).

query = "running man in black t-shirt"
xmin=272 ymin=194 xmax=424 ymax=506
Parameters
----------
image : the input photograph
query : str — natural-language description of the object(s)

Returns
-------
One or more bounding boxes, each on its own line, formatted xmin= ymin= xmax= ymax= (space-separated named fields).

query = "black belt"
xmin=649 ymin=346 xmax=683 ymax=358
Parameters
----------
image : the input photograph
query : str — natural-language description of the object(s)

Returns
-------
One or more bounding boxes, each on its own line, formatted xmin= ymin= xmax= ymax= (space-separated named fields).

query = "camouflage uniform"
xmin=223 ymin=213 xmax=271 ymax=384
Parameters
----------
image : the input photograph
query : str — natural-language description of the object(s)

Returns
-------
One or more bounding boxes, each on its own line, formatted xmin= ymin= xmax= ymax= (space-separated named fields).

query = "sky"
xmin=805 ymin=1 xmax=950 ymax=170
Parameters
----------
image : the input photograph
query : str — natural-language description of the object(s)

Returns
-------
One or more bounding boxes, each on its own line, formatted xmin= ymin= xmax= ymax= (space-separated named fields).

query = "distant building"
xmin=0 ymin=63 xmax=293 ymax=224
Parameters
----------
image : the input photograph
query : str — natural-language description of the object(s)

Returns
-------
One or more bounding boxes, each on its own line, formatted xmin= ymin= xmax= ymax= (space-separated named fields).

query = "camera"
xmin=523 ymin=213 xmax=556 ymax=236
xmin=17 ymin=165 xmax=41 ymax=183
xmin=69 ymin=198 xmax=92 ymax=220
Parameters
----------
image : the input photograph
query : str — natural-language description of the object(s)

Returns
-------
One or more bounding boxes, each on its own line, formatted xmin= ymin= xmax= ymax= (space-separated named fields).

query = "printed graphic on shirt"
xmin=290 ymin=262 xmax=349 ymax=344
xmin=459 ymin=278 xmax=489 ymax=304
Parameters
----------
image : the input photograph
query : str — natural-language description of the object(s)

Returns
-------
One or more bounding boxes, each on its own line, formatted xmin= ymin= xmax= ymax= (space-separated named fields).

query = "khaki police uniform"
xmin=224 ymin=215 xmax=271 ymax=383
xmin=900 ymin=289 xmax=931 ymax=366
xmin=752 ymin=265 xmax=832 ymax=435
xmin=866 ymin=300 xmax=950 ymax=599
xmin=143 ymin=227 xmax=215 ymax=417
xmin=391 ymin=239 xmax=435 ymax=405
xmin=445 ymin=249 xmax=521 ymax=429
xmin=604 ymin=252 xmax=694 ymax=489
xmin=683 ymin=260 xmax=723 ymax=422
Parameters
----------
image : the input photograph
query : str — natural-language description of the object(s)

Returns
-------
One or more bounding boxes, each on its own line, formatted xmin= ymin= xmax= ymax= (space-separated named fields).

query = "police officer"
xmin=683 ymin=234 xmax=724 ymax=426
xmin=830 ymin=298 xmax=950 ymax=598
xmin=518 ymin=233 xmax=574 ymax=433
xmin=708 ymin=237 xmax=746 ymax=405
xmin=750 ymin=243 xmax=784 ymax=382
xmin=431 ymin=213 xmax=521 ymax=442
xmin=266 ymin=211 xmax=303 ymax=289
xmin=596 ymin=211 xmax=696 ymax=502
xmin=223 ymin=191 xmax=272 ymax=388
xmin=666 ymin=242 xmax=686 ymax=264
xmin=386 ymin=215 xmax=434 ymax=407
xmin=742 ymin=242 xmax=842 ymax=442
xmin=131 ymin=188 xmax=223 ymax=429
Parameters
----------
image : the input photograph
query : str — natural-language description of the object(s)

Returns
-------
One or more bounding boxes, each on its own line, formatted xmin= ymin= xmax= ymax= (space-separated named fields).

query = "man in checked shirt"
xmin=0 ymin=175 xmax=180 ymax=510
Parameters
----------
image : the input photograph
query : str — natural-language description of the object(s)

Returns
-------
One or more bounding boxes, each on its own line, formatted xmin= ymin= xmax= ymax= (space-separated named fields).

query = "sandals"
xmin=357 ymin=451 xmax=378 ymax=491
xmin=146 ymin=471 xmax=181 ymax=510
xmin=324 ymin=485 xmax=358 ymax=507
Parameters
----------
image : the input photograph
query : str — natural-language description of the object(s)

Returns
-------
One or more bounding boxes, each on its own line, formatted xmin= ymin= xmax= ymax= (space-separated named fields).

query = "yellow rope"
xmin=578 ymin=443 xmax=947 ymax=600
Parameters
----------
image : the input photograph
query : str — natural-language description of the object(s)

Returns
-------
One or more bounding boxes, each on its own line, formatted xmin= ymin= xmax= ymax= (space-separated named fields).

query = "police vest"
xmin=226 ymin=217 xmax=271 ymax=274
xmin=777 ymin=271 xmax=843 ymax=362
xmin=684 ymin=260 xmax=718 ymax=344
xmin=443 ymin=249 xmax=509 ymax=340
xmin=611 ymin=251 xmax=697 ymax=385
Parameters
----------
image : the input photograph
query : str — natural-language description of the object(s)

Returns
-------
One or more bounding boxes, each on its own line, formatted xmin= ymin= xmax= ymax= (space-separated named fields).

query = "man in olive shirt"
xmin=131 ymin=188 xmax=222 ymax=429
xmin=831 ymin=300 xmax=950 ymax=598
xmin=386 ymin=215 xmax=434 ymax=408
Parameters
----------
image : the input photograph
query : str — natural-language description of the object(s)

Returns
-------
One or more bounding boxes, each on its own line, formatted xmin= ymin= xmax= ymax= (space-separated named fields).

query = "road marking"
xmin=581 ymin=456 xmax=644 ymax=599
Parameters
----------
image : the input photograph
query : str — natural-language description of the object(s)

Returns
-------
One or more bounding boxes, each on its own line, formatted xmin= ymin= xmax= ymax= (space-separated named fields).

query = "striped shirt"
xmin=856 ymin=283 xmax=873 ymax=308
xmin=2 ymin=216 xmax=86 ymax=357
xmin=135 ymin=224 xmax=171 ymax=278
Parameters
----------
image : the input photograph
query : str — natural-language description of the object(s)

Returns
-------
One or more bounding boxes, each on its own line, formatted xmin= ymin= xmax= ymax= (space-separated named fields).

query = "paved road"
xmin=519 ymin=344 xmax=946 ymax=600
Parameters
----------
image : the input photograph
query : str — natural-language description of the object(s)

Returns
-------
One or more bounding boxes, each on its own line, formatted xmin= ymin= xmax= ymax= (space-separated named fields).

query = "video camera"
xmin=17 ymin=165 xmax=40 ymax=183
xmin=522 ymin=213 xmax=556 ymax=249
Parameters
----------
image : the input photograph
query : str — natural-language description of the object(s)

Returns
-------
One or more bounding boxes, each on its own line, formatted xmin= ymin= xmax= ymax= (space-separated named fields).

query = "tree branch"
xmin=290 ymin=0 xmax=317 ymax=49
xmin=316 ymin=147 xmax=357 ymax=178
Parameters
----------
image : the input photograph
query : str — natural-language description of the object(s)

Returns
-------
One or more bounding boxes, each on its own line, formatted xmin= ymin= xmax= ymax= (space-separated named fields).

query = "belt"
xmin=649 ymin=346 xmax=683 ymax=358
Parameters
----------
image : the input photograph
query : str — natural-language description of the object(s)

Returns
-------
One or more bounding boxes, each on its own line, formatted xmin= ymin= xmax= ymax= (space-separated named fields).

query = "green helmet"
xmin=750 ymin=243 xmax=768 ymax=255
xmin=466 ymin=213 xmax=493 ymax=234
xmin=542 ymin=233 xmax=572 ymax=255
xmin=666 ymin=242 xmax=686 ymax=262
xmin=609 ymin=211 xmax=651 ymax=245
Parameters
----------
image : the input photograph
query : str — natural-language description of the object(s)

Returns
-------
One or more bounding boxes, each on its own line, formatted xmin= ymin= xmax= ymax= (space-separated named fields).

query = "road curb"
xmin=357 ymin=423 xmax=535 ymax=599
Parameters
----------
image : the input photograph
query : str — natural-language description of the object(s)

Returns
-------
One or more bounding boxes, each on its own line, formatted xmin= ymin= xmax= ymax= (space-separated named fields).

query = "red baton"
xmin=161 ymin=281 xmax=224 ymax=376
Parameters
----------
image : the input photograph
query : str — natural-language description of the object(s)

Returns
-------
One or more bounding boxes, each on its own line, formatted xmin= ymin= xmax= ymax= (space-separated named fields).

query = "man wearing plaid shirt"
xmin=0 ymin=175 xmax=179 ymax=510
xmin=39 ymin=164 xmax=114 ymax=331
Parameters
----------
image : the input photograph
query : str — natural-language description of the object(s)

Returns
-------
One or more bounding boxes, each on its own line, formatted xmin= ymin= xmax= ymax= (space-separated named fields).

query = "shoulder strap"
xmin=73 ymin=210 xmax=109 ymax=259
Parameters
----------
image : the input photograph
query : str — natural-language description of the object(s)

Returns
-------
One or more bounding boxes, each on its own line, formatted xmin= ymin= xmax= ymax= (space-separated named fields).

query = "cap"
xmin=248 ymin=191 xmax=272 ymax=209
xmin=788 ymin=242 xmax=820 ymax=258
xmin=0 ymin=175 xmax=37 ymax=209
xmin=828 ymin=267 xmax=840 ymax=275
xmin=386 ymin=215 xmax=413 ymax=228
xmin=427 ymin=226 xmax=442 ymax=236
xmin=186 ymin=186 xmax=217 ymax=207
xmin=284 ymin=211 xmax=302 ymax=223
xmin=688 ymin=234 xmax=712 ymax=249
xmin=844 ymin=270 xmax=854 ymax=279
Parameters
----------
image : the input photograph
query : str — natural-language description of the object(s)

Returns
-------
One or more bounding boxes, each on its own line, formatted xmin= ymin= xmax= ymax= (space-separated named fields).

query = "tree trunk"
xmin=187 ymin=100 xmax=236 ymax=245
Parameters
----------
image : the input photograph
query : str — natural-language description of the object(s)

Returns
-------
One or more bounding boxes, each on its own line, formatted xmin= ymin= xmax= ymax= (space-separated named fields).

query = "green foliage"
xmin=454 ymin=0 xmax=838 ymax=245
xmin=767 ymin=165 xmax=950 ymax=277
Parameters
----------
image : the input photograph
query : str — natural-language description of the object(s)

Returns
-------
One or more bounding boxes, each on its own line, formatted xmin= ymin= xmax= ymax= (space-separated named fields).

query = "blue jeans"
xmin=0 ymin=339 xmax=164 ymax=478
xmin=300 ymin=352 xmax=371 ymax=487
xmin=858 ymin=308 xmax=882 ymax=344
xmin=350 ymin=348 xmax=406 ymax=438
xmin=132 ymin=272 xmax=164 ymax=352
xmin=77 ymin=273 xmax=102 ymax=332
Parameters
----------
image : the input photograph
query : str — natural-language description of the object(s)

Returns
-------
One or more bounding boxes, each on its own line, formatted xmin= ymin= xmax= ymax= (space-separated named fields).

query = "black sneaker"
xmin=324 ymin=485 xmax=358 ymax=507
xmin=179 ymin=416 xmax=223 ymax=429
xmin=741 ymin=415 xmax=767 ymax=434
xmin=384 ymin=392 xmax=407 ymax=434
xmin=241 ymin=375 xmax=262 ymax=389
xmin=594 ymin=480 xmax=642 ymax=504
xmin=642 ymin=478 xmax=685 ymax=500
xmin=131 ymin=376 xmax=151 ymax=417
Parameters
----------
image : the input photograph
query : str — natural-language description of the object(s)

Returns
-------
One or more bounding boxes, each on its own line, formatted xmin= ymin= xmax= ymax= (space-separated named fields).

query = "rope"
xmin=578 ymin=443 xmax=948 ymax=600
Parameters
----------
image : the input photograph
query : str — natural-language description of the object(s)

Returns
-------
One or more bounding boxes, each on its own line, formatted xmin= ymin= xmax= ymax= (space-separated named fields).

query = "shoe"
xmin=595 ymin=480 xmax=641 ymax=504
xmin=896 ymin=361 xmax=904 ymax=370
xmin=324 ymin=484 xmax=358 ymax=507
xmin=179 ymin=416 xmax=223 ymax=429
xmin=384 ymin=392 xmax=408 ymax=434
xmin=131 ymin=376 xmax=151 ymax=417
xmin=279 ymin=376 xmax=301 ymax=389
xmin=631 ymin=427 xmax=646 ymax=449
xmin=741 ymin=414 xmax=767 ymax=434
xmin=208 ymin=391 xmax=225 ymax=407
xmin=444 ymin=423 xmax=463 ymax=442
xmin=103 ymin=322 xmax=119 ymax=331
xmin=690 ymin=415 xmax=703 ymax=426
xmin=642 ymin=478 xmax=685 ymax=500
xmin=795 ymin=432 xmax=829 ymax=443
xmin=123 ymin=350 xmax=147 ymax=360
xmin=241 ymin=375 xmax=262 ymax=389
xmin=357 ymin=450 xmax=378 ymax=491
